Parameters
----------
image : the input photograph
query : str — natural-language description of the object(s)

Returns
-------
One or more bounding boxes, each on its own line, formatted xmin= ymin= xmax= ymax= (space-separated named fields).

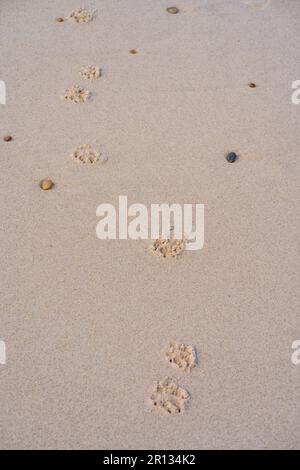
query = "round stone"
xmin=3 ymin=135 xmax=13 ymax=142
xmin=40 ymin=179 xmax=54 ymax=190
xmin=226 ymin=152 xmax=238 ymax=163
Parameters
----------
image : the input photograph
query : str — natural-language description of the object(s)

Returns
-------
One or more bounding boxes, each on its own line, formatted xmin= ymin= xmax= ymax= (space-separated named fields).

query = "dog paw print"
xmin=150 ymin=376 xmax=190 ymax=415
xmin=71 ymin=144 xmax=108 ymax=165
xmin=166 ymin=342 xmax=197 ymax=373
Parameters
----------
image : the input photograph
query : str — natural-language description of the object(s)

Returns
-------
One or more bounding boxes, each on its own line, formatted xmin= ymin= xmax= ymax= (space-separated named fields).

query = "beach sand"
xmin=0 ymin=0 xmax=300 ymax=449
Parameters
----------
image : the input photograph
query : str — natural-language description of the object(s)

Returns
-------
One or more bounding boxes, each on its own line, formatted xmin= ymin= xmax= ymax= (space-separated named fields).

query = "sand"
xmin=0 ymin=0 xmax=300 ymax=450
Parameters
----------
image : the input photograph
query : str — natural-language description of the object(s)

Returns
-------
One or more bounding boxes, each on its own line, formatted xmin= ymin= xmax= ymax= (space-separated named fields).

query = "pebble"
xmin=226 ymin=152 xmax=238 ymax=163
xmin=166 ymin=7 xmax=179 ymax=14
xmin=56 ymin=17 xmax=65 ymax=23
xmin=248 ymin=83 xmax=256 ymax=88
xmin=130 ymin=49 xmax=137 ymax=54
xmin=3 ymin=135 xmax=13 ymax=142
xmin=40 ymin=179 xmax=54 ymax=190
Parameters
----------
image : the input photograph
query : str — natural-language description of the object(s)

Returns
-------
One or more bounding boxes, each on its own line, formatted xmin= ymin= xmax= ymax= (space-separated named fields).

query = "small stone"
xmin=226 ymin=152 xmax=238 ymax=163
xmin=3 ymin=135 xmax=13 ymax=142
xmin=40 ymin=179 xmax=54 ymax=190
xmin=248 ymin=83 xmax=256 ymax=88
xmin=56 ymin=17 xmax=65 ymax=23
xmin=130 ymin=49 xmax=137 ymax=54
xmin=166 ymin=7 xmax=179 ymax=14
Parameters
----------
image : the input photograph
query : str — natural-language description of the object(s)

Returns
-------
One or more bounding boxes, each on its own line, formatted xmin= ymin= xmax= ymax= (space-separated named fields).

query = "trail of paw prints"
xmin=61 ymin=65 xmax=102 ymax=103
xmin=149 ymin=342 xmax=198 ymax=416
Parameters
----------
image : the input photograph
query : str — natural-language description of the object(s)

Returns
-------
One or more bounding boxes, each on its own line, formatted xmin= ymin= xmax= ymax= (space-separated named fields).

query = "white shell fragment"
xmin=166 ymin=342 xmax=197 ymax=373
xmin=150 ymin=377 xmax=190 ymax=415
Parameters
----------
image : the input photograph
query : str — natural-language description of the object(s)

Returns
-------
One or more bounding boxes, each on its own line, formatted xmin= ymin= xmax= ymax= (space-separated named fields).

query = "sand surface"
xmin=0 ymin=0 xmax=300 ymax=449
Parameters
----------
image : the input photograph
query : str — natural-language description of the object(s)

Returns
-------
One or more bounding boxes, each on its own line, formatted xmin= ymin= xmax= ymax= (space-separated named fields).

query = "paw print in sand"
xmin=166 ymin=342 xmax=197 ymax=373
xmin=71 ymin=144 xmax=108 ymax=165
xmin=62 ymin=85 xmax=91 ymax=103
xmin=150 ymin=376 xmax=190 ymax=415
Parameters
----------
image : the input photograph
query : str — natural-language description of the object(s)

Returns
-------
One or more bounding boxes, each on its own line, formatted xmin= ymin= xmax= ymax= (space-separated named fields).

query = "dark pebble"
xmin=166 ymin=7 xmax=179 ymax=14
xmin=226 ymin=152 xmax=238 ymax=163
xmin=3 ymin=135 xmax=13 ymax=142
xmin=248 ymin=83 xmax=256 ymax=88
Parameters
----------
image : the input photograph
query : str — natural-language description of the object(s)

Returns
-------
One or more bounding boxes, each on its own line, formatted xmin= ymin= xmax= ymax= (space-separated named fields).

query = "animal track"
xmin=62 ymin=85 xmax=91 ymax=103
xmin=166 ymin=342 xmax=197 ymax=373
xmin=71 ymin=144 xmax=108 ymax=165
xmin=66 ymin=8 xmax=97 ymax=23
xmin=150 ymin=226 xmax=185 ymax=259
xmin=150 ymin=377 xmax=190 ymax=415
xmin=80 ymin=65 xmax=101 ymax=80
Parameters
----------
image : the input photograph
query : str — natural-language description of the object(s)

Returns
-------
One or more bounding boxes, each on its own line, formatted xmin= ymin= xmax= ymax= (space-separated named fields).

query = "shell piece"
xmin=66 ymin=8 xmax=97 ymax=23
xmin=80 ymin=65 xmax=101 ymax=80
xmin=71 ymin=144 xmax=100 ymax=165
xmin=150 ymin=377 xmax=190 ymax=415
xmin=62 ymin=85 xmax=91 ymax=103
xmin=166 ymin=342 xmax=197 ymax=372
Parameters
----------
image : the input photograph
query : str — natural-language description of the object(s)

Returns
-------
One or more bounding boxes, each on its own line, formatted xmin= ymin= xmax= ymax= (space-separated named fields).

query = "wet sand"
xmin=0 ymin=0 xmax=300 ymax=449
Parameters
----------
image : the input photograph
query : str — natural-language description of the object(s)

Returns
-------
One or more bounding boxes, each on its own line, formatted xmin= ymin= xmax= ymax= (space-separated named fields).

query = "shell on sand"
xmin=150 ymin=377 xmax=190 ymax=415
xmin=166 ymin=342 xmax=197 ymax=372
xmin=62 ymin=85 xmax=91 ymax=103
